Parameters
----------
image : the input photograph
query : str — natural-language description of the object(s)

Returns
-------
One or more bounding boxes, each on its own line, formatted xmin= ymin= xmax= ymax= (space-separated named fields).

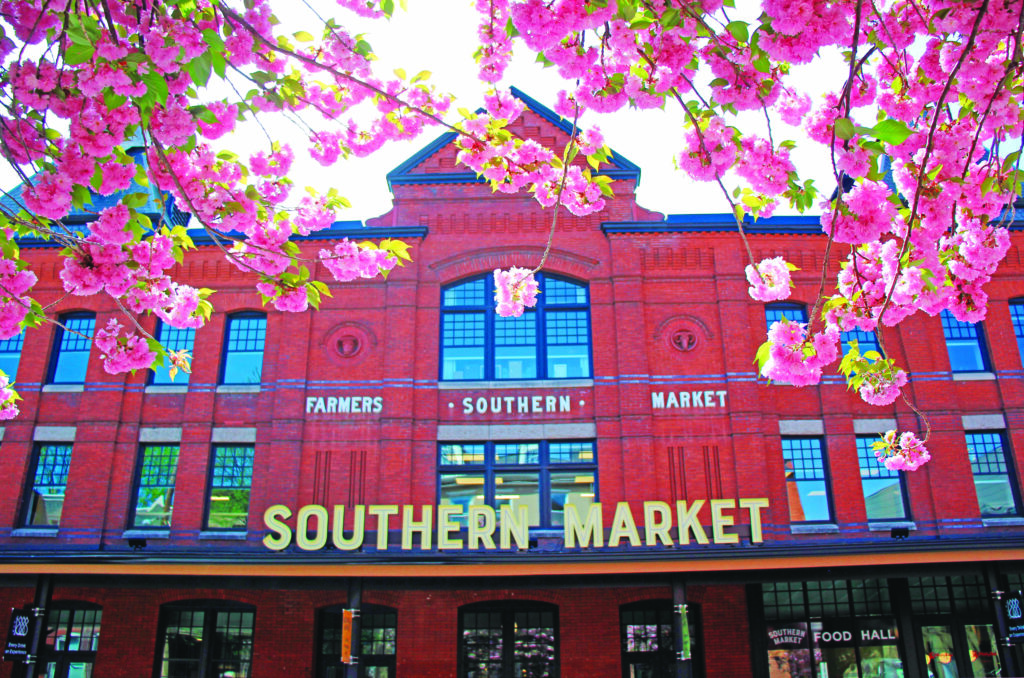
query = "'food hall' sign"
xmin=263 ymin=498 xmax=769 ymax=552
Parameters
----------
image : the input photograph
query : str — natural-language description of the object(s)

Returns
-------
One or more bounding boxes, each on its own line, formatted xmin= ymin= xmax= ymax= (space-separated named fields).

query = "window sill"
xmin=982 ymin=517 xmax=1024 ymax=527
xmin=868 ymin=521 xmax=916 ymax=532
xmin=951 ymin=372 xmax=995 ymax=381
xmin=216 ymin=385 xmax=261 ymax=394
xmin=438 ymin=378 xmax=594 ymax=390
xmin=122 ymin=529 xmax=170 ymax=539
xmin=42 ymin=384 xmax=84 ymax=393
xmin=790 ymin=523 xmax=840 ymax=534
xmin=199 ymin=530 xmax=248 ymax=540
xmin=145 ymin=385 xmax=188 ymax=394
xmin=11 ymin=528 xmax=58 ymax=538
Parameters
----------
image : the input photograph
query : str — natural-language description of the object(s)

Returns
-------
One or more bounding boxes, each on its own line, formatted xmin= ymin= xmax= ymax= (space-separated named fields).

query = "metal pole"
xmin=344 ymin=578 xmax=363 ymax=678
xmin=22 ymin=573 xmax=52 ymax=678
xmin=673 ymin=578 xmax=692 ymax=678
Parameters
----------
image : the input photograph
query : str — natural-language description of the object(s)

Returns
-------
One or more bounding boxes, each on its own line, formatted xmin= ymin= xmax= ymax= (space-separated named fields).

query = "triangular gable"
xmin=385 ymin=87 xmax=642 ymax=189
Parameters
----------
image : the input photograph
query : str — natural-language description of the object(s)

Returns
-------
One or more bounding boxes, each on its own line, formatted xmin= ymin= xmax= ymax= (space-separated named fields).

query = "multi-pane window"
xmin=781 ymin=437 xmax=831 ymax=522
xmin=151 ymin=322 xmax=195 ymax=385
xmin=22 ymin=443 xmax=73 ymax=527
xmin=131 ymin=445 xmax=180 ymax=528
xmin=206 ymin=445 xmax=255 ymax=530
xmin=965 ymin=431 xmax=1019 ymax=516
xmin=941 ymin=310 xmax=990 ymax=372
xmin=441 ymin=274 xmax=591 ymax=381
xmin=764 ymin=303 xmax=807 ymax=330
xmin=318 ymin=604 xmax=397 ymax=678
xmin=439 ymin=441 xmax=596 ymax=529
xmin=221 ymin=313 xmax=266 ymax=385
xmin=0 ymin=331 xmax=24 ymax=381
xmin=857 ymin=437 xmax=908 ymax=521
xmin=459 ymin=602 xmax=558 ymax=678
xmin=157 ymin=603 xmax=254 ymax=678
xmin=619 ymin=601 xmax=704 ymax=678
xmin=38 ymin=604 xmax=102 ymax=678
xmin=1010 ymin=300 xmax=1024 ymax=365
xmin=48 ymin=313 xmax=95 ymax=384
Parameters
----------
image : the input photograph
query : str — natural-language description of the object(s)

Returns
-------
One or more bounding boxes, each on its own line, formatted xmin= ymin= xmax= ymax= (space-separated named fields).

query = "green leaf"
xmin=122 ymin=192 xmax=150 ymax=208
xmin=64 ymin=42 xmax=95 ymax=65
xmin=834 ymin=117 xmax=856 ymax=140
xmin=726 ymin=20 xmax=749 ymax=43
xmin=293 ymin=30 xmax=315 ymax=42
xmin=142 ymin=70 xmax=170 ymax=104
xmin=187 ymin=53 xmax=213 ymax=87
xmin=870 ymin=118 xmax=913 ymax=145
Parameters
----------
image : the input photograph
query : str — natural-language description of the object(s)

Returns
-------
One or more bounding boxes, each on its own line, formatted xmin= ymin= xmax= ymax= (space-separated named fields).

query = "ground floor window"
xmin=318 ymin=604 xmax=397 ymax=678
xmin=909 ymin=576 xmax=1003 ymax=677
xmin=36 ymin=603 xmax=101 ymax=678
xmin=620 ymin=600 xmax=704 ymax=678
xmin=458 ymin=601 xmax=558 ymax=678
xmin=156 ymin=602 xmax=254 ymax=678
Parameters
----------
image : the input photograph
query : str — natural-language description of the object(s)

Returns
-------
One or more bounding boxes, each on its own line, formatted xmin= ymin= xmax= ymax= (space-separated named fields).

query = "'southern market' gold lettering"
xmin=262 ymin=499 xmax=770 ymax=551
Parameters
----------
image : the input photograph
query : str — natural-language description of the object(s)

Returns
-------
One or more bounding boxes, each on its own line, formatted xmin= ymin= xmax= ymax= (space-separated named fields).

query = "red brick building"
xmin=2 ymin=90 xmax=1024 ymax=678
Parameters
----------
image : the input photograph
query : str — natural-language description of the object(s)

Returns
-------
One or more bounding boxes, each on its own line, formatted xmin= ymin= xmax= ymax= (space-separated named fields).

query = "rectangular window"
xmin=781 ymin=437 xmax=832 ymax=522
xmin=131 ymin=445 xmax=180 ymax=528
xmin=159 ymin=605 xmax=254 ymax=678
xmin=857 ymin=436 xmax=908 ymax=521
xmin=765 ymin=303 xmax=807 ymax=330
xmin=1011 ymin=301 xmax=1024 ymax=365
xmin=965 ymin=431 xmax=1019 ymax=516
xmin=48 ymin=314 xmax=95 ymax=384
xmin=151 ymin=322 xmax=195 ymax=385
xmin=221 ymin=314 xmax=266 ymax=384
xmin=439 ymin=440 xmax=596 ymax=528
xmin=206 ymin=445 xmax=254 ymax=529
xmin=0 ymin=331 xmax=24 ymax=381
xmin=23 ymin=444 xmax=73 ymax=527
xmin=941 ymin=310 xmax=990 ymax=372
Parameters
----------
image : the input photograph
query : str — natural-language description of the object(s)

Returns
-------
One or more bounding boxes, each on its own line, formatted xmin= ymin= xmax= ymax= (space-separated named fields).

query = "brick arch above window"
xmin=429 ymin=245 xmax=599 ymax=282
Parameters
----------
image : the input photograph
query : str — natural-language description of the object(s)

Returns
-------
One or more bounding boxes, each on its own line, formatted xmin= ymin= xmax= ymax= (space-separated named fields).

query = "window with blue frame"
xmin=781 ymin=437 xmax=832 ymax=522
xmin=47 ymin=313 xmax=95 ymax=384
xmin=130 ymin=445 xmax=179 ymax=528
xmin=205 ymin=445 xmax=254 ymax=530
xmin=965 ymin=431 xmax=1020 ymax=516
xmin=0 ymin=331 xmax=24 ymax=381
xmin=940 ymin=310 xmax=990 ymax=372
xmin=441 ymin=274 xmax=591 ymax=380
xmin=220 ymin=313 xmax=266 ymax=385
xmin=857 ymin=436 xmax=908 ymax=521
xmin=151 ymin=322 xmax=195 ymax=385
xmin=22 ymin=443 xmax=73 ymax=527
xmin=439 ymin=441 xmax=596 ymax=528
xmin=764 ymin=302 xmax=807 ymax=330
xmin=1010 ymin=300 xmax=1024 ymax=365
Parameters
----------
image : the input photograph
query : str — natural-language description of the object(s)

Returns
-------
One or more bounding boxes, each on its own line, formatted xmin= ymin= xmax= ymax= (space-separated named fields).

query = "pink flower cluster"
xmin=320 ymin=239 xmax=398 ymax=283
xmin=0 ymin=258 xmax=37 ymax=339
xmin=744 ymin=257 xmax=793 ymax=302
xmin=494 ymin=267 xmax=539 ymax=318
xmin=0 ymin=373 xmax=18 ymax=421
xmin=760 ymin=320 xmax=840 ymax=386
xmin=677 ymin=117 xmax=736 ymax=182
xmin=874 ymin=431 xmax=931 ymax=472
xmin=93 ymin=319 xmax=157 ymax=375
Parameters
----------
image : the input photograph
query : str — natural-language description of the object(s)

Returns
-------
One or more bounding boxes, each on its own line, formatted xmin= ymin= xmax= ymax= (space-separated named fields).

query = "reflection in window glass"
xmin=0 ymin=331 xmax=24 ymax=381
xmin=965 ymin=431 xmax=1019 ymax=516
xmin=221 ymin=314 xmax=266 ymax=384
xmin=964 ymin=624 xmax=1000 ymax=677
xmin=24 ymin=444 xmax=73 ymax=527
xmin=1010 ymin=301 xmax=1024 ymax=366
xmin=206 ymin=445 xmax=254 ymax=529
xmin=132 ymin=445 xmax=179 ymax=528
xmin=438 ymin=441 xmax=596 ymax=530
xmin=49 ymin=314 xmax=95 ymax=384
xmin=921 ymin=625 xmax=957 ymax=678
xmin=781 ymin=438 xmax=831 ymax=522
xmin=941 ymin=310 xmax=989 ymax=372
xmin=460 ymin=605 xmax=556 ymax=678
xmin=159 ymin=606 xmax=253 ymax=678
xmin=841 ymin=328 xmax=881 ymax=358
xmin=857 ymin=437 xmax=908 ymax=521
xmin=40 ymin=606 xmax=102 ymax=678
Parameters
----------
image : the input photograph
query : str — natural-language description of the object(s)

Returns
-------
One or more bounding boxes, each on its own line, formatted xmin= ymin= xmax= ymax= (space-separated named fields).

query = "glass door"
xmin=917 ymin=621 xmax=1002 ymax=677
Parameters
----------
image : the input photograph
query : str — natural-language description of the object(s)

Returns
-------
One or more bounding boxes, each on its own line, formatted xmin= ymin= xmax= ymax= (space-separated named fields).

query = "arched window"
xmin=458 ymin=601 xmax=558 ymax=678
xmin=620 ymin=600 xmax=703 ymax=678
xmin=441 ymin=274 xmax=591 ymax=381
xmin=220 ymin=312 xmax=266 ymax=384
xmin=317 ymin=604 xmax=397 ymax=678
xmin=151 ymin=320 xmax=195 ymax=385
xmin=764 ymin=303 xmax=880 ymax=358
xmin=38 ymin=602 xmax=102 ymax=678
xmin=155 ymin=600 xmax=254 ymax=678
xmin=48 ymin=312 xmax=95 ymax=384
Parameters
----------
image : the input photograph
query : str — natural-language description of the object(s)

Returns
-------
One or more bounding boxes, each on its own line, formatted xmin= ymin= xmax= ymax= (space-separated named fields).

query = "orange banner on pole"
xmin=341 ymin=609 xmax=353 ymax=664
